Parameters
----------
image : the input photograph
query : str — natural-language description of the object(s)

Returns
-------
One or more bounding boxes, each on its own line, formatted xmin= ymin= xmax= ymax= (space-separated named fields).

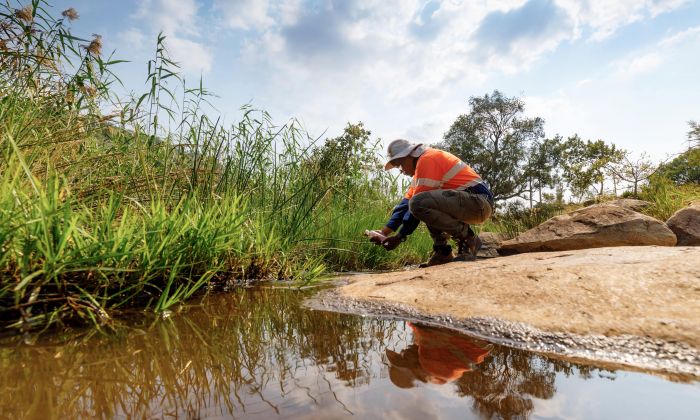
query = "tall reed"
xmin=0 ymin=1 xmax=429 ymax=332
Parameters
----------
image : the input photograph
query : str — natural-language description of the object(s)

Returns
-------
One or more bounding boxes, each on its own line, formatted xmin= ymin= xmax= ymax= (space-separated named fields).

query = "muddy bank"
xmin=311 ymin=246 xmax=700 ymax=376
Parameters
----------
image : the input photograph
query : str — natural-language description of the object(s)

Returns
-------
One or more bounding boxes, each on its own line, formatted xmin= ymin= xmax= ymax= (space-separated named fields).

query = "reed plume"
xmin=62 ymin=8 xmax=79 ymax=21
xmin=14 ymin=5 xmax=33 ymax=23
xmin=85 ymin=34 xmax=102 ymax=56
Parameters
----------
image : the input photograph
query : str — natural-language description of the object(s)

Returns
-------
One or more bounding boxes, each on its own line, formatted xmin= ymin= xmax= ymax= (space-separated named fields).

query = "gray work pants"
xmin=409 ymin=189 xmax=493 ymax=245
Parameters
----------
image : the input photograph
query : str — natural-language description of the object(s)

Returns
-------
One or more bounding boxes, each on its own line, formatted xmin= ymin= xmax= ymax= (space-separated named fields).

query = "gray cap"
xmin=384 ymin=139 xmax=426 ymax=170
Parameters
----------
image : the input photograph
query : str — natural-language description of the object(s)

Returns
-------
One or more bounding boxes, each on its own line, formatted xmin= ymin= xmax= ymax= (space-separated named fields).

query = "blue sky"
xmin=48 ymin=0 xmax=700 ymax=161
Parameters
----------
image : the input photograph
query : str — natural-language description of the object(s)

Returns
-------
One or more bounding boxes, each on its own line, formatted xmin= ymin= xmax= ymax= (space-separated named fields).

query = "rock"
xmin=338 ymin=246 xmax=700 ymax=350
xmin=606 ymin=198 xmax=652 ymax=212
xmin=477 ymin=232 xmax=512 ymax=258
xmin=666 ymin=202 xmax=700 ymax=246
xmin=500 ymin=204 xmax=677 ymax=254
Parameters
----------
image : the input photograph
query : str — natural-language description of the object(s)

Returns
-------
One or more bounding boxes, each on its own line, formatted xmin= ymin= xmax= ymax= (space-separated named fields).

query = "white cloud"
xmin=213 ymin=0 xmax=273 ymax=31
xmin=471 ymin=0 xmax=577 ymax=73
xmin=238 ymin=1 xmax=491 ymax=104
xmin=205 ymin=0 xmax=694 ymax=160
xmin=523 ymin=93 xmax=587 ymax=137
xmin=233 ymin=1 xmax=513 ymax=96
xmin=229 ymin=1 xmax=574 ymax=143
xmin=135 ymin=0 xmax=200 ymax=37
xmin=556 ymin=0 xmax=688 ymax=41
xmin=132 ymin=0 xmax=213 ymax=75
xmin=167 ymin=36 xmax=214 ymax=74
xmin=648 ymin=0 xmax=689 ymax=17
xmin=275 ymin=0 xmax=305 ymax=25
xmin=568 ymin=0 xmax=645 ymax=41
xmin=602 ymin=24 xmax=698 ymax=82
xmin=658 ymin=25 xmax=700 ymax=46
xmin=613 ymin=52 xmax=662 ymax=79
xmin=118 ymin=28 xmax=147 ymax=53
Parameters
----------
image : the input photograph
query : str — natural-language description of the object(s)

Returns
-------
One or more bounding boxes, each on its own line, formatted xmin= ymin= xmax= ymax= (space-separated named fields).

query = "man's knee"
xmin=408 ymin=193 xmax=432 ymax=219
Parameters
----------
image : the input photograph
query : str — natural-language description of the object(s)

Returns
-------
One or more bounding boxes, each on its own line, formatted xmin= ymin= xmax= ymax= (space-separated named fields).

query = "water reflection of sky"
xmin=535 ymin=372 xmax=700 ymax=420
xmin=0 ymin=287 xmax=698 ymax=419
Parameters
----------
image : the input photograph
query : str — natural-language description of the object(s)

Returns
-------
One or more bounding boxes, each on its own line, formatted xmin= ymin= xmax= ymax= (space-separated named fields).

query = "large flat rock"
xmin=339 ymin=246 xmax=700 ymax=349
xmin=606 ymin=198 xmax=651 ymax=212
xmin=500 ymin=204 xmax=676 ymax=253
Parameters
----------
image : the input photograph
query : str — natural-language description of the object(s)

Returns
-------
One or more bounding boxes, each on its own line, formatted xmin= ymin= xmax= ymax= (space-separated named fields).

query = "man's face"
xmin=397 ymin=156 xmax=416 ymax=176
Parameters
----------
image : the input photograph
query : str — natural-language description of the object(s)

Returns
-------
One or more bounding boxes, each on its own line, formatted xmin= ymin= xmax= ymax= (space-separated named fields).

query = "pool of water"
xmin=0 ymin=287 xmax=698 ymax=419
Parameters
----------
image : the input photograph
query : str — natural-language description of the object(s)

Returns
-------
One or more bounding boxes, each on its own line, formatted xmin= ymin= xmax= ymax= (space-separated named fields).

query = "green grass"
xmin=638 ymin=176 xmax=700 ymax=221
xmin=0 ymin=1 xmax=431 ymax=332
xmin=479 ymin=201 xmax=567 ymax=238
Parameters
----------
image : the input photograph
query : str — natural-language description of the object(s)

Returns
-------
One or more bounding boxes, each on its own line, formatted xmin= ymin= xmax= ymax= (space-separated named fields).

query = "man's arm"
xmin=397 ymin=211 xmax=420 ymax=237
xmin=385 ymin=198 xmax=409 ymax=233
xmin=381 ymin=199 xmax=421 ymax=250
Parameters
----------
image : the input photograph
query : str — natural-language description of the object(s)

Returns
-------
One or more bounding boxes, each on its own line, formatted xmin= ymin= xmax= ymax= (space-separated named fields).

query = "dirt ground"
xmin=325 ymin=246 xmax=700 ymax=375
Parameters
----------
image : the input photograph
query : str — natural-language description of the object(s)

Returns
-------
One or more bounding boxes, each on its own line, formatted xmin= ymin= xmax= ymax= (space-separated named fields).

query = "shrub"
xmin=639 ymin=175 xmax=700 ymax=220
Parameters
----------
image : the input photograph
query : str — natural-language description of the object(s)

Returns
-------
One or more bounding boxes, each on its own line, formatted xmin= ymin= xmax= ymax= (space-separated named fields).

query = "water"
xmin=0 ymin=287 xmax=698 ymax=419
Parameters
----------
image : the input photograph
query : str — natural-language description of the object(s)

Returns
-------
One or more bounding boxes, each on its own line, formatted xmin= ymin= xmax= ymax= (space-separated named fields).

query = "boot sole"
xmin=418 ymin=258 xmax=455 ymax=268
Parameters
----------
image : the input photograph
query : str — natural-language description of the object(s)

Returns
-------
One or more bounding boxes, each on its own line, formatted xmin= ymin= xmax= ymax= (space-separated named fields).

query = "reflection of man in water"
xmin=386 ymin=323 xmax=491 ymax=388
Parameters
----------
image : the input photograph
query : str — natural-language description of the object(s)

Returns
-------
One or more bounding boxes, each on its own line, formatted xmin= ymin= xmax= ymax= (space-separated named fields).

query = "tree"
xmin=657 ymin=148 xmax=700 ymax=185
xmin=561 ymin=136 xmax=624 ymax=200
xmin=688 ymin=120 xmax=700 ymax=149
xmin=609 ymin=152 xmax=658 ymax=197
xmin=316 ymin=122 xmax=377 ymax=174
xmin=438 ymin=90 xmax=545 ymax=202
xmin=523 ymin=136 xmax=564 ymax=208
xmin=313 ymin=122 xmax=382 ymax=200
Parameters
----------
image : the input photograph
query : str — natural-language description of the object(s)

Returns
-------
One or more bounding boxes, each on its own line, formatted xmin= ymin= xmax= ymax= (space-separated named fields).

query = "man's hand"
xmin=365 ymin=230 xmax=387 ymax=245
xmin=382 ymin=234 xmax=404 ymax=251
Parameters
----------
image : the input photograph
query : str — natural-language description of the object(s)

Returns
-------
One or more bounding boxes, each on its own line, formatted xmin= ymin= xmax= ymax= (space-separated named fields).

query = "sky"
xmin=46 ymin=0 xmax=700 ymax=161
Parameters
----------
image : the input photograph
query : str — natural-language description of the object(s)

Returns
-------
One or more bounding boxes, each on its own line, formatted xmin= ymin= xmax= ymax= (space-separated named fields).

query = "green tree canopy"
xmin=438 ymin=90 xmax=545 ymax=201
xmin=313 ymin=122 xmax=383 ymax=200
xmin=561 ymin=136 xmax=624 ymax=200
xmin=657 ymin=148 xmax=700 ymax=185
xmin=524 ymin=135 xmax=564 ymax=206
xmin=688 ymin=120 xmax=700 ymax=149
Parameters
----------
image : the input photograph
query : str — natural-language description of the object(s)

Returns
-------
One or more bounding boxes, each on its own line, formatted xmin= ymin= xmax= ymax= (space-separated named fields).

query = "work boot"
xmin=467 ymin=234 xmax=482 ymax=257
xmin=419 ymin=245 xmax=454 ymax=268
xmin=454 ymin=234 xmax=482 ymax=262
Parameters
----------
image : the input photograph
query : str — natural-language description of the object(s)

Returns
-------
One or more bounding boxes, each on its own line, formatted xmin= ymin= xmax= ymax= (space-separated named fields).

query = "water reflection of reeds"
xmin=0 ymin=287 xmax=612 ymax=419
xmin=0 ymin=288 xmax=397 ymax=418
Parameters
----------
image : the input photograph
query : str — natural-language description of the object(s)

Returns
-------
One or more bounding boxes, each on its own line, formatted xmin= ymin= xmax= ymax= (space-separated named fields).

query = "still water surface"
xmin=0 ymin=287 xmax=698 ymax=419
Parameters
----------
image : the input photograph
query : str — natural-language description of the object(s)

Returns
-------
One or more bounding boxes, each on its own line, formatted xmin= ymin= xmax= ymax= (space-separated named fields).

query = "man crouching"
xmin=369 ymin=139 xmax=494 ymax=266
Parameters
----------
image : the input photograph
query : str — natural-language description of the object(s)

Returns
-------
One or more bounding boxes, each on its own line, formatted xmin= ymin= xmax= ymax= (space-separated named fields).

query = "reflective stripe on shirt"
xmin=404 ymin=148 xmax=483 ymax=199
xmin=441 ymin=161 xmax=468 ymax=184
xmin=415 ymin=178 xmax=443 ymax=188
xmin=454 ymin=178 xmax=483 ymax=191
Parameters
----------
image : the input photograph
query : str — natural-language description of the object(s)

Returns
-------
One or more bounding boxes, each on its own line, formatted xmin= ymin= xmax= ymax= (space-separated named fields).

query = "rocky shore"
xmin=312 ymin=246 xmax=700 ymax=377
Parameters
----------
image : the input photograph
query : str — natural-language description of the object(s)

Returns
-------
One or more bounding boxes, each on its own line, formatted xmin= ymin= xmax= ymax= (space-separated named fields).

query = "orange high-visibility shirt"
xmin=404 ymin=148 xmax=483 ymax=199
xmin=409 ymin=323 xmax=490 ymax=383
